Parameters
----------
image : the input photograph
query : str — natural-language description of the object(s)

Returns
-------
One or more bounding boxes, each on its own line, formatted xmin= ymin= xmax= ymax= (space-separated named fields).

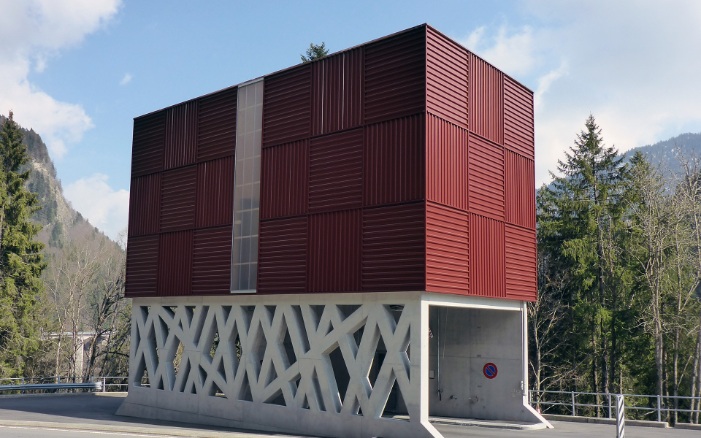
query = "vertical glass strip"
xmin=231 ymin=79 xmax=263 ymax=293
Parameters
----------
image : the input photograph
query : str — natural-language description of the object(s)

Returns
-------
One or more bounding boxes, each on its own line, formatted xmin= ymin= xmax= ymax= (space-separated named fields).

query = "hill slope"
xmin=0 ymin=115 xmax=121 ymax=254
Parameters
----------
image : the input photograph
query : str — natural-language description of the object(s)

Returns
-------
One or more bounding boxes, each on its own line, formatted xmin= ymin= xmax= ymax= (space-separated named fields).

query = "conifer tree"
xmin=538 ymin=115 xmax=631 ymax=402
xmin=300 ymin=42 xmax=328 ymax=62
xmin=0 ymin=112 xmax=45 ymax=376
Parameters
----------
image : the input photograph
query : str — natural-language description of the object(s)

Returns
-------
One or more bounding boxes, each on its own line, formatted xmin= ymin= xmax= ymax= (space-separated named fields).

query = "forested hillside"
xmin=0 ymin=114 xmax=129 ymax=381
xmin=533 ymin=117 xmax=701 ymax=424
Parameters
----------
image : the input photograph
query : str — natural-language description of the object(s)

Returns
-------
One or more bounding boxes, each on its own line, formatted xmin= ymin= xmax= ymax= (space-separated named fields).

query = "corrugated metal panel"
xmin=469 ymin=214 xmax=505 ymax=298
xmin=131 ymin=111 xmax=165 ymax=177
xmin=257 ymin=217 xmax=308 ymax=293
xmin=308 ymin=210 xmax=362 ymax=292
xmin=158 ymin=231 xmax=193 ymax=296
xmin=196 ymin=156 xmax=234 ymax=228
xmin=263 ymin=64 xmax=311 ymax=147
xmin=505 ymin=150 xmax=536 ymax=229
xmin=362 ymin=202 xmax=425 ymax=291
xmin=468 ymin=135 xmax=504 ymax=220
xmin=364 ymin=114 xmax=425 ymax=206
xmin=426 ymin=114 xmax=468 ymax=211
xmin=503 ymin=77 xmax=534 ymax=158
xmin=468 ymin=52 xmax=504 ymax=145
xmin=365 ymin=26 xmax=426 ymax=124
xmin=128 ymin=174 xmax=160 ymax=237
xmin=426 ymin=27 xmax=468 ymax=128
xmin=197 ymin=87 xmax=237 ymax=162
xmin=125 ymin=235 xmax=159 ymax=297
xmin=312 ymin=48 xmax=364 ymax=135
xmin=505 ymin=224 xmax=536 ymax=301
xmin=309 ymin=128 xmax=363 ymax=213
xmin=192 ymin=225 xmax=232 ymax=295
xmin=160 ymin=165 xmax=197 ymax=232
xmin=260 ymin=141 xmax=308 ymax=219
xmin=164 ymin=101 xmax=198 ymax=170
xmin=426 ymin=202 xmax=469 ymax=295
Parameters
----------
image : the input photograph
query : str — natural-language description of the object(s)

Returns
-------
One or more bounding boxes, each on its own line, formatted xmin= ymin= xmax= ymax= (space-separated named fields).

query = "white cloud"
xmin=0 ymin=0 xmax=121 ymax=159
xmin=462 ymin=25 xmax=536 ymax=76
xmin=460 ymin=0 xmax=701 ymax=185
xmin=119 ymin=73 xmax=133 ymax=86
xmin=64 ymin=173 xmax=129 ymax=242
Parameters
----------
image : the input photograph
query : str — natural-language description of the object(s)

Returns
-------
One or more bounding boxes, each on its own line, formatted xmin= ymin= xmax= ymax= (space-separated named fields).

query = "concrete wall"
xmin=427 ymin=306 xmax=534 ymax=422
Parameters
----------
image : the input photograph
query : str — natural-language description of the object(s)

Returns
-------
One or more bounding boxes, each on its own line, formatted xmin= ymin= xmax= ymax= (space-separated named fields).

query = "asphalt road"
xmin=0 ymin=393 xmax=700 ymax=438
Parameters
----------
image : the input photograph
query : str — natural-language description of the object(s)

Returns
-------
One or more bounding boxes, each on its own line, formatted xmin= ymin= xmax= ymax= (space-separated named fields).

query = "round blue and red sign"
xmin=483 ymin=362 xmax=498 ymax=379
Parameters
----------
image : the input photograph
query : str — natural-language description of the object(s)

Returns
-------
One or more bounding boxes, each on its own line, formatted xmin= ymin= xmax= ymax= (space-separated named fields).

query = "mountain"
xmin=623 ymin=132 xmax=701 ymax=180
xmin=0 ymin=115 xmax=120 ymax=255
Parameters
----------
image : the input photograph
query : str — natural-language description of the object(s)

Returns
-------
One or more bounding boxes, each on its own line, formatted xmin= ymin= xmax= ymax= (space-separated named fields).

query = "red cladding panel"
xmin=468 ymin=53 xmax=504 ymax=145
xmin=131 ymin=111 xmax=165 ymax=177
xmin=468 ymin=135 xmax=504 ymax=220
xmin=125 ymin=235 xmax=159 ymax=296
xmin=309 ymin=210 xmax=362 ymax=292
xmin=426 ymin=27 xmax=468 ymax=128
xmin=309 ymin=129 xmax=363 ymax=213
xmin=158 ymin=231 xmax=193 ymax=296
xmin=197 ymin=87 xmax=237 ymax=162
xmin=164 ymin=101 xmax=198 ymax=170
xmin=364 ymin=115 xmax=424 ymax=206
xmin=196 ymin=157 xmax=234 ymax=228
xmin=426 ymin=203 xmax=469 ymax=294
xmin=312 ymin=48 xmax=364 ymax=135
xmin=365 ymin=26 xmax=426 ymax=124
xmin=263 ymin=65 xmax=311 ymax=147
xmin=192 ymin=225 xmax=232 ymax=295
xmin=362 ymin=203 xmax=425 ymax=291
xmin=469 ymin=214 xmax=505 ymax=298
xmin=505 ymin=151 xmax=536 ymax=229
xmin=258 ymin=217 xmax=308 ymax=293
xmin=505 ymin=224 xmax=536 ymax=301
xmin=427 ymin=115 xmax=468 ymax=211
xmin=128 ymin=174 xmax=160 ymax=237
xmin=160 ymin=165 xmax=197 ymax=232
xmin=504 ymin=77 xmax=534 ymax=158
xmin=260 ymin=141 xmax=308 ymax=219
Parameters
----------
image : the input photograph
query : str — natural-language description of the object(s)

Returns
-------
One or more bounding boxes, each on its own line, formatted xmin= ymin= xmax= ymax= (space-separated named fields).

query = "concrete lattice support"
xmin=118 ymin=293 xmax=548 ymax=436
xmin=118 ymin=293 xmax=441 ymax=438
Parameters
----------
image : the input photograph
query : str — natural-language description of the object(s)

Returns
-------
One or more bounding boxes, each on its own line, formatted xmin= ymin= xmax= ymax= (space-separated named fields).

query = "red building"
xmin=119 ymin=25 xmax=548 ymax=438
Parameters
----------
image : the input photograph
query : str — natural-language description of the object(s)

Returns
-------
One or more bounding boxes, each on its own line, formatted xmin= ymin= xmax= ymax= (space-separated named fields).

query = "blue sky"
xmin=1 ymin=0 xmax=701 ymax=241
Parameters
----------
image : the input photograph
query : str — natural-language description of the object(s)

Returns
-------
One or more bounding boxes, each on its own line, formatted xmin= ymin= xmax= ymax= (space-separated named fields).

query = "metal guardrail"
xmin=530 ymin=389 xmax=701 ymax=423
xmin=0 ymin=381 xmax=102 ymax=393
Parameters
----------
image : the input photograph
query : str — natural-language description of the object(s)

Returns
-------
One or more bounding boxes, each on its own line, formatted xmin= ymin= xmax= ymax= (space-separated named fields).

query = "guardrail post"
xmin=616 ymin=394 xmax=625 ymax=438
xmin=608 ymin=393 xmax=612 ymax=419
xmin=657 ymin=394 xmax=662 ymax=422
xmin=102 ymin=377 xmax=106 ymax=392
xmin=572 ymin=391 xmax=576 ymax=416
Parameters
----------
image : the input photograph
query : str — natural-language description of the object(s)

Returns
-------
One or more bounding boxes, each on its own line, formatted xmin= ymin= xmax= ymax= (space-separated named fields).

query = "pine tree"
xmin=0 ymin=112 xmax=45 ymax=376
xmin=300 ymin=42 xmax=328 ymax=62
xmin=538 ymin=115 xmax=632 ymax=403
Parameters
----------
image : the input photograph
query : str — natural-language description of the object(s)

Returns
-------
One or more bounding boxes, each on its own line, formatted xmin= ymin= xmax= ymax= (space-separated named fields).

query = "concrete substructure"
xmin=118 ymin=293 xmax=549 ymax=437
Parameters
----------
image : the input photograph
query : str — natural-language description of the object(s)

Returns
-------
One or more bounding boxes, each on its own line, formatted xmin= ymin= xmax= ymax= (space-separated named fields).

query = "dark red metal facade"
xmin=309 ymin=210 xmax=362 ymax=292
xmin=426 ymin=27 xmax=468 ymax=129
xmin=426 ymin=114 xmax=468 ymax=211
xmin=312 ymin=48 xmax=364 ymax=135
xmin=126 ymin=24 xmax=537 ymax=302
xmin=263 ymin=65 xmax=312 ymax=147
xmin=197 ymin=87 xmax=237 ymax=162
xmin=260 ymin=141 xmax=308 ymax=220
xmin=309 ymin=129 xmax=364 ymax=213
xmin=468 ymin=52 xmax=504 ymax=145
xmin=362 ymin=202 xmax=425 ymax=292
xmin=364 ymin=115 xmax=425 ymax=206
xmin=364 ymin=26 xmax=425 ymax=124
xmin=426 ymin=203 xmax=469 ymax=295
